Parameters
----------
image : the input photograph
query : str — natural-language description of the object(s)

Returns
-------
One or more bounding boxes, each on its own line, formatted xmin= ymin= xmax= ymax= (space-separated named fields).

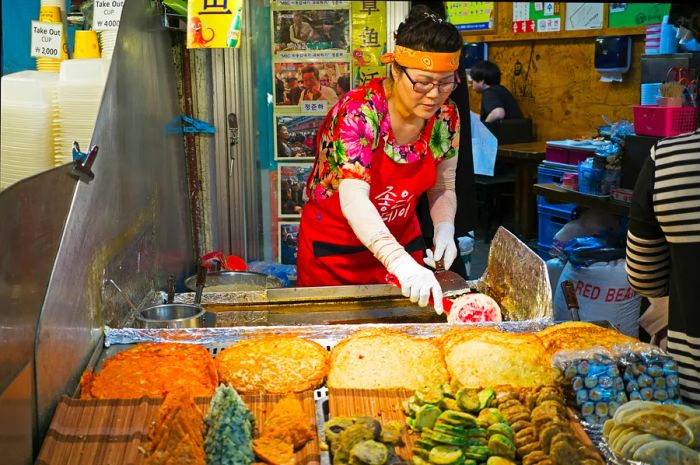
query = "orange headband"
xmin=380 ymin=45 xmax=461 ymax=72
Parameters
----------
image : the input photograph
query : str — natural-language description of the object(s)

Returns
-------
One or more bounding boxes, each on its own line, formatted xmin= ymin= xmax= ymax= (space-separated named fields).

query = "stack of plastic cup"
xmin=73 ymin=30 xmax=101 ymax=59
xmin=98 ymin=30 xmax=119 ymax=59
xmin=36 ymin=0 xmax=68 ymax=72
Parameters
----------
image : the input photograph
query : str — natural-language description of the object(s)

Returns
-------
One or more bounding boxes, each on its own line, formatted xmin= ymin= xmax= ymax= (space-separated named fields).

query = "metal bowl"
xmin=184 ymin=270 xmax=284 ymax=292
xmin=136 ymin=303 xmax=205 ymax=329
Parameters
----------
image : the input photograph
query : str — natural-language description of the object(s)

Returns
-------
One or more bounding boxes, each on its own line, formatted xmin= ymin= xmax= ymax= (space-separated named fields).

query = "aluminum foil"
xmin=173 ymin=290 xmax=269 ymax=304
xmin=480 ymin=227 xmax=553 ymax=320
xmin=104 ymin=319 xmax=555 ymax=346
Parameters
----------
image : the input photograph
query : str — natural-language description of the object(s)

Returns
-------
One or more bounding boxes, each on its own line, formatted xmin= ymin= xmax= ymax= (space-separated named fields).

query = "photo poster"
xmin=187 ymin=0 xmax=243 ymax=49
xmin=608 ymin=3 xmax=671 ymax=29
xmin=278 ymin=163 xmax=313 ymax=218
xmin=275 ymin=115 xmax=324 ymax=160
xmin=273 ymin=61 xmax=351 ymax=113
xmin=564 ymin=3 xmax=603 ymax=31
xmin=351 ymin=1 xmax=387 ymax=88
xmin=279 ymin=222 xmax=300 ymax=265
xmin=512 ymin=2 xmax=561 ymax=34
xmin=444 ymin=2 xmax=496 ymax=33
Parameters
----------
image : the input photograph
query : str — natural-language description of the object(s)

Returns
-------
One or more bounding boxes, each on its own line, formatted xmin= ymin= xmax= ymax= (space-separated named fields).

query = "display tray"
xmin=328 ymin=388 xmax=601 ymax=463
xmin=36 ymin=391 xmax=320 ymax=465
xmin=328 ymin=388 xmax=415 ymax=460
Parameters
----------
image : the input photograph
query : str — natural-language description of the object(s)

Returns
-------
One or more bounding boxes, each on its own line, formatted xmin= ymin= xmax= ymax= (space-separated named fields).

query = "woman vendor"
xmin=296 ymin=6 xmax=463 ymax=315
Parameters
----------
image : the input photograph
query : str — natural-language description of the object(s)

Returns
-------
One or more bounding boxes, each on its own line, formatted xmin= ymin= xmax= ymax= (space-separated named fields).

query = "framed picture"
xmin=272 ymin=9 xmax=350 ymax=60
xmin=275 ymin=115 xmax=323 ymax=160
xmin=279 ymin=222 xmax=300 ymax=265
xmin=274 ymin=61 xmax=351 ymax=109
xmin=278 ymin=163 xmax=313 ymax=218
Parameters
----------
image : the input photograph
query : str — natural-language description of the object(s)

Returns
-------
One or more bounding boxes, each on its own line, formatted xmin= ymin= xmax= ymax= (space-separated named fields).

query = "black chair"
xmin=475 ymin=118 xmax=534 ymax=241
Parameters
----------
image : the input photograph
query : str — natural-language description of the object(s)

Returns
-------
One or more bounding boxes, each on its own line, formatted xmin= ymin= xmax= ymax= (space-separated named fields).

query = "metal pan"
xmin=184 ymin=270 xmax=283 ymax=292
xmin=135 ymin=303 xmax=205 ymax=329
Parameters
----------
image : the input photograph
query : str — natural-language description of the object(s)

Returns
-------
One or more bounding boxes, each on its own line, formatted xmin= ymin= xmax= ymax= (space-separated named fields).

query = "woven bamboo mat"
xmin=36 ymin=391 xmax=319 ymax=465
xmin=328 ymin=388 xmax=415 ymax=460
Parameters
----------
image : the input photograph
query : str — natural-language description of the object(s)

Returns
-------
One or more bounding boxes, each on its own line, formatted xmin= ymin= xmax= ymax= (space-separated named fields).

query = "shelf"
xmin=533 ymin=183 xmax=630 ymax=217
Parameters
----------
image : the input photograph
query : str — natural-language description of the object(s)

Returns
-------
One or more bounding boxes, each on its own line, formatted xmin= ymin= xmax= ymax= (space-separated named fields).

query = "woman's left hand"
xmin=424 ymin=222 xmax=457 ymax=269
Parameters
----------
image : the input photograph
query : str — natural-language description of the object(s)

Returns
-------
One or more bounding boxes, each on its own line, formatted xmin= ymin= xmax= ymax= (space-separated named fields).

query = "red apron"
xmin=297 ymin=122 xmax=438 ymax=287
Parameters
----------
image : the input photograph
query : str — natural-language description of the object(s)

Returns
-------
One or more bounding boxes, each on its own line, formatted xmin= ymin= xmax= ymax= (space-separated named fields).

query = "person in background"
xmin=469 ymin=60 xmax=523 ymax=123
xmin=625 ymin=128 xmax=700 ymax=407
xmin=335 ymin=75 xmax=350 ymax=98
xmin=296 ymin=5 xmax=463 ymax=314
xmin=277 ymin=125 xmax=292 ymax=158
xmin=300 ymin=65 xmax=339 ymax=104
xmin=289 ymin=11 xmax=314 ymax=47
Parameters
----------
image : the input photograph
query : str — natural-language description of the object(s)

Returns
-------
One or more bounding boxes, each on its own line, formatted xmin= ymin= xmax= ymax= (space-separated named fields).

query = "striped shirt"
xmin=625 ymin=129 xmax=700 ymax=407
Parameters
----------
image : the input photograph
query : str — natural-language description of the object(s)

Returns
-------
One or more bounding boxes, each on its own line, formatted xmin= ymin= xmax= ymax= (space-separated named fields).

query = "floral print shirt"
xmin=307 ymin=77 xmax=460 ymax=201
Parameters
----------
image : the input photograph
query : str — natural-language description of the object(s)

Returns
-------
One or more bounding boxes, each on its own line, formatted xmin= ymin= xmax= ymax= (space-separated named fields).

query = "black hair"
xmin=395 ymin=4 xmax=462 ymax=53
xmin=301 ymin=65 xmax=319 ymax=79
xmin=337 ymin=75 xmax=350 ymax=93
xmin=469 ymin=60 xmax=501 ymax=85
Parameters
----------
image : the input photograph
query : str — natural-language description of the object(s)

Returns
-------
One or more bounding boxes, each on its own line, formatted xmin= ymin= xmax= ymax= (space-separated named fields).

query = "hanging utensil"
xmin=193 ymin=265 xmax=208 ymax=305
xmin=166 ymin=274 xmax=176 ymax=304
xmin=560 ymin=280 xmax=580 ymax=321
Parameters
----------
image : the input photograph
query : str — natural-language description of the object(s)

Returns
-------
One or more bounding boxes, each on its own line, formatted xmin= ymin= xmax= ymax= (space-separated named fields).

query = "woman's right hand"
xmin=388 ymin=254 xmax=444 ymax=314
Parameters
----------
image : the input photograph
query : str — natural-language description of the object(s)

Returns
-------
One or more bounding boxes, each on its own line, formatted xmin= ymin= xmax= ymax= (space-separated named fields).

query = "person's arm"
xmin=625 ymin=150 xmax=670 ymax=297
xmin=484 ymin=107 xmax=505 ymax=123
xmin=424 ymin=105 xmax=460 ymax=269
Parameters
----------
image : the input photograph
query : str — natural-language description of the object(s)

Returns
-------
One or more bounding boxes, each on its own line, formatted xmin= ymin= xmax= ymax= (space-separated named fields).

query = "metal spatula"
xmin=434 ymin=257 xmax=471 ymax=298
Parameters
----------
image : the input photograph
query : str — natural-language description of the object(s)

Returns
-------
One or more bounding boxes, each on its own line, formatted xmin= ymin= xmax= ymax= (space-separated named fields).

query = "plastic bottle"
xmin=227 ymin=5 xmax=242 ymax=48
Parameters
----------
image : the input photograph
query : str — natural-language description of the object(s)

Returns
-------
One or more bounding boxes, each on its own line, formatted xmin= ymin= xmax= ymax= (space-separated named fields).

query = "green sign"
xmin=608 ymin=3 xmax=671 ymax=28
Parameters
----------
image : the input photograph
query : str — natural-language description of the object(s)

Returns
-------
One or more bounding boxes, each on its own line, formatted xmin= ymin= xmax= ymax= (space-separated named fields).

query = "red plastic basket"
xmin=633 ymin=105 xmax=699 ymax=137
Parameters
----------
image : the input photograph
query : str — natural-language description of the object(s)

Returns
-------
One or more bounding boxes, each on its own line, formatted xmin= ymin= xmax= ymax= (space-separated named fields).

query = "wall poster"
xmin=187 ymin=0 xmax=244 ymax=49
xmin=608 ymin=3 xmax=671 ymax=29
xmin=564 ymin=3 xmax=603 ymax=31
xmin=444 ymin=2 xmax=496 ymax=33
xmin=512 ymin=2 xmax=561 ymax=34
xmin=351 ymin=1 xmax=388 ymax=87
xmin=270 ymin=1 xmax=386 ymax=263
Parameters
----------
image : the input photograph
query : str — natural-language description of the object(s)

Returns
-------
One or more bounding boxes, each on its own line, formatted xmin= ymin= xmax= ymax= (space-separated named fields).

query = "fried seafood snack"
xmin=327 ymin=329 xmax=448 ymax=390
xmin=216 ymin=336 xmax=329 ymax=393
xmin=254 ymin=395 xmax=315 ymax=465
xmin=145 ymin=388 xmax=206 ymax=465
xmin=80 ymin=342 xmax=218 ymax=399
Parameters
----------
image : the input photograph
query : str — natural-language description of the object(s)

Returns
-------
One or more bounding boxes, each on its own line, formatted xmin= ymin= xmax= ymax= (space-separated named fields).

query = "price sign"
xmin=30 ymin=21 xmax=63 ymax=58
xmin=93 ymin=0 xmax=124 ymax=31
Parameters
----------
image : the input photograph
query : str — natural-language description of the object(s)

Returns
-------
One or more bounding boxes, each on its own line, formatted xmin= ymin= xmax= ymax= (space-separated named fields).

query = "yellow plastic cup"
xmin=73 ymin=30 xmax=101 ymax=59
xmin=39 ymin=5 xmax=62 ymax=23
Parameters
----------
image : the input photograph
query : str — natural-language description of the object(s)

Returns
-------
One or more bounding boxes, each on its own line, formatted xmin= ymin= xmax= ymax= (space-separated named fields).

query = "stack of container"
xmin=0 ymin=71 xmax=59 ymax=189
xmin=52 ymin=59 xmax=110 ymax=166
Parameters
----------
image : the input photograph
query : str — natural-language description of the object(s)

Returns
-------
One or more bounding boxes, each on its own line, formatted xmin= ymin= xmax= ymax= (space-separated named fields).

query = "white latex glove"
xmin=423 ymin=222 xmax=457 ymax=270
xmin=388 ymin=254 xmax=445 ymax=315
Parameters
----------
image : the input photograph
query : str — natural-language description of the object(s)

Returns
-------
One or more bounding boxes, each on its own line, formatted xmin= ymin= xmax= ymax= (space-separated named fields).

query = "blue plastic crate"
xmin=538 ymin=204 xmax=574 ymax=251
xmin=537 ymin=165 xmax=578 ymax=213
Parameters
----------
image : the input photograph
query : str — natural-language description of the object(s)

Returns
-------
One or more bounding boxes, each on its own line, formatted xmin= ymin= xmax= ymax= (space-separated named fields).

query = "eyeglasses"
xmin=398 ymin=65 xmax=459 ymax=94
